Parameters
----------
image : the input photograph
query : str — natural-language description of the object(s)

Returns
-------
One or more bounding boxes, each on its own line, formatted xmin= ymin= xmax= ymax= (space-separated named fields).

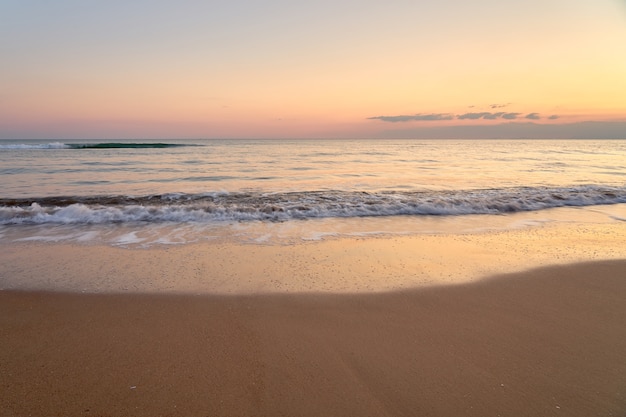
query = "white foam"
xmin=112 ymin=232 xmax=146 ymax=246
xmin=0 ymin=142 xmax=68 ymax=149
xmin=3 ymin=186 xmax=625 ymax=226
xmin=76 ymin=231 xmax=102 ymax=241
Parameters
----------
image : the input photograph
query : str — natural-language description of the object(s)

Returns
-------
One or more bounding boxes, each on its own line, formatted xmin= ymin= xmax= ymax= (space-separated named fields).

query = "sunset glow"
xmin=1 ymin=0 xmax=625 ymax=139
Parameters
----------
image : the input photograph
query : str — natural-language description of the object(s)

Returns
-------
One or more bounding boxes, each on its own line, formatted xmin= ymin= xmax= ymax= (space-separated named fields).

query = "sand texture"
xmin=2 ymin=222 xmax=626 ymax=294
xmin=2 ymin=260 xmax=626 ymax=416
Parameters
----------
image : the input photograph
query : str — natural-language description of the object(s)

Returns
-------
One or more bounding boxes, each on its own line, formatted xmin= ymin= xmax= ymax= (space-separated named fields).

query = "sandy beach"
xmin=3 ymin=0 xmax=626 ymax=413
xmin=2 ymin=261 xmax=626 ymax=416
xmin=2 ymin=228 xmax=626 ymax=416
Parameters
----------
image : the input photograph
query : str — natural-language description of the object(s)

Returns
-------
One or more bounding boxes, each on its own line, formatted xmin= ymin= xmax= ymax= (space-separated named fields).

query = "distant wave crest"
xmin=0 ymin=142 xmax=196 ymax=149
xmin=1 ymin=185 xmax=625 ymax=225
xmin=67 ymin=143 xmax=193 ymax=149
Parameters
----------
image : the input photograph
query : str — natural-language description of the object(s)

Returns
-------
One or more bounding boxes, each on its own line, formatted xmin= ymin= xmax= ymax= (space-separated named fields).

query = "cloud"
xmin=489 ymin=103 xmax=511 ymax=109
xmin=368 ymin=110 xmax=558 ymax=124
xmin=456 ymin=112 xmax=490 ymax=120
xmin=372 ymin=121 xmax=626 ymax=140
xmin=456 ymin=112 xmax=520 ymax=120
xmin=367 ymin=113 xmax=455 ymax=122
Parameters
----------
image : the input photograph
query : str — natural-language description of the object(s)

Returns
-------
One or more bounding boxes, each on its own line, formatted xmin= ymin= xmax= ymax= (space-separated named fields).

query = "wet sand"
xmin=2 ymin=222 xmax=626 ymax=294
xmin=2 ymin=260 xmax=626 ymax=416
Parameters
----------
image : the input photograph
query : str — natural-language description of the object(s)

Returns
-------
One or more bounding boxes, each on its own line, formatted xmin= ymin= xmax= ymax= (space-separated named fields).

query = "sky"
xmin=1 ymin=0 xmax=625 ymax=139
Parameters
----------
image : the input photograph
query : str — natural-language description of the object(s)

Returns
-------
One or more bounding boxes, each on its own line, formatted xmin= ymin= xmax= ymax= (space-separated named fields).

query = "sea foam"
xmin=1 ymin=185 xmax=625 ymax=225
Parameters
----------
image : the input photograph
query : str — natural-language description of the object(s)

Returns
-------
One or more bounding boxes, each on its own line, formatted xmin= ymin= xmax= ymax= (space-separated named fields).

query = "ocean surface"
xmin=1 ymin=139 xmax=625 ymax=246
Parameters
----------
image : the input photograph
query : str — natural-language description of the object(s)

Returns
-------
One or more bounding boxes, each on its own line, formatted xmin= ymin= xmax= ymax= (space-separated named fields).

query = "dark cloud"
xmin=501 ymin=112 xmax=521 ymax=120
xmin=367 ymin=113 xmax=455 ymax=122
xmin=525 ymin=113 xmax=541 ymax=120
xmin=489 ymin=103 xmax=511 ymax=109
xmin=548 ymin=115 xmax=560 ymax=120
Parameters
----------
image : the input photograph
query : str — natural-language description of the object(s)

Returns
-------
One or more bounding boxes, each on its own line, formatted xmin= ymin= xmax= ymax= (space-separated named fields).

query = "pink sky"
xmin=1 ymin=0 xmax=625 ymax=139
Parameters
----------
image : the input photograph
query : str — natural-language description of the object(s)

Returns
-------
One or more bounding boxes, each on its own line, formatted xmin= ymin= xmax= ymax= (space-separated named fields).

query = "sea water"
xmin=1 ymin=139 xmax=625 ymax=246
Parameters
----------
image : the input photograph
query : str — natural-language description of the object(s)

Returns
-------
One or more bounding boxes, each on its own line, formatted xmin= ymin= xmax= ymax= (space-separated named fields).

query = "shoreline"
xmin=2 ymin=259 xmax=626 ymax=416
xmin=2 ymin=221 xmax=626 ymax=294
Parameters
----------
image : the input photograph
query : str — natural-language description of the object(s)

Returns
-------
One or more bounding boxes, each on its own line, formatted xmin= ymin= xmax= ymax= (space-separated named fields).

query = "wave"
xmin=0 ymin=142 xmax=68 ymax=149
xmin=66 ymin=143 xmax=194 ymax=149
xmin=0 ymin=142 xmax=197 ymax=149
xmin=1 ymin=185 xmax=625 ymax=225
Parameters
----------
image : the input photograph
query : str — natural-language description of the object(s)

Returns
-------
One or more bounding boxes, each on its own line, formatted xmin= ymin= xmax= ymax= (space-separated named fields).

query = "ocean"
xmin=1 ymin=139 xmax=625 ymax=247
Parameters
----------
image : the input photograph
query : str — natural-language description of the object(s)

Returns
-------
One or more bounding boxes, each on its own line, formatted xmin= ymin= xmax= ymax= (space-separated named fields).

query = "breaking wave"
xmin=1 ymin=185 xmax=625 ymax=225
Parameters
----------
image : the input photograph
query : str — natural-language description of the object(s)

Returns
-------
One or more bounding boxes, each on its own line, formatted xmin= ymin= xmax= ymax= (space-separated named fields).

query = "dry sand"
xmin=2 ymin=260 xmax=626 ymax=416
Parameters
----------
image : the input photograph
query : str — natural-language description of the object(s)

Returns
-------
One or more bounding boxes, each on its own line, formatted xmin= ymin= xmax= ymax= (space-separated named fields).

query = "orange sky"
xmin=1 ymin=0 xmax=625 ymax=139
